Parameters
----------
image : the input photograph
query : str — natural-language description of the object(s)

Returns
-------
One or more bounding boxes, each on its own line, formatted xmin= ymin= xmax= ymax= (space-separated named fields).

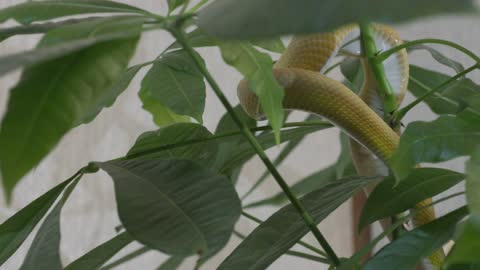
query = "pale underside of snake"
xmin=237 ymin=24 xmax=442 ymax=269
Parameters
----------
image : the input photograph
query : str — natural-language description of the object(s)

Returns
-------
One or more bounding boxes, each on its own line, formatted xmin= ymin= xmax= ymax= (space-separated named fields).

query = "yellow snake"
xmin=237 ymin=24 xmax=442 ymax=268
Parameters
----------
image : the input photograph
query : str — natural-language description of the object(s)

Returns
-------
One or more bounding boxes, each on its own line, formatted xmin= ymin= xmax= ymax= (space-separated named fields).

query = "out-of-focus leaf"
xmin=363 ymin=207 xmax=469 ymax=270
xmin=408 ymin=45 xmax=465 ymax=73
xmin=127 ymin=123 xmax=217 ymax=167
xmin=167 ymin=0 xmax=187 ymax=13
xmin=198 ymin=0 xmax=475 ymax=39
xmin=20 ymin=178 xmax=81 ymax=270
xmin=359 ymin=168 xmax=464 ymax=230
xmin=0 ymin=17 xmax=141 ymax=196
xmin=139 ymin=87 xmax=191 ymax=127
xmin=97 ymin=159 xmax=241 ymax=258
xmin=156 ymin=256 xmax=185 ymax=270
xmin=390 ymin=116 xmax=480 ymax=180
xmin=340 ymin=57 xmax=364 ymax=93
xmin=409 ymin=65 xmax=480 ymax=123
xmin=140 ymin=50 xmax=206 ymax=123
xmin=218 ymin=42 xmax=284 ymax=143
xmin=466 ymin=147 xmax=480 ymax=215
xmin=64 ymin=232 xmax=134 ymax=270
xmin=0 ymin=0 xmax=149 ymax=24
xmin=446 ymin=219 xmax=480 ymax=267
xmin=251 ymin=38 xmax=285 ymax=53
xmin=217 ymin=177 xmax=378 ymax=270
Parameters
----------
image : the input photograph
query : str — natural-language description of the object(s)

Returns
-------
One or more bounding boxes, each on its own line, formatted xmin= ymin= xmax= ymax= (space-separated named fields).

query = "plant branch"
xmin=391 ymin=63 xmax=479 ymax=124
xmin=377 ymin=38 xmax=480 ymax=64
xmin=170 ymin=25 xmax=340 ymax=266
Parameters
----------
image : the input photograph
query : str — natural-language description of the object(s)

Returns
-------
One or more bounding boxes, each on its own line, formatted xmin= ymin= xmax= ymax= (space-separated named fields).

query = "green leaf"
xmin=466 ymin=147 xmax=480 ymax=215
xmin=167 ymin=28 xmax=217 ymax=51
xmin=218 ymin=42 xmax=284 ymax=143
xmin=359 ymin=168 xmax=465 ymax=230
xmin=139 ymin=87 xmax=191 ymax=127
xmin=20 ymin=177 xmax=81 ymax=270
xmin=156 ymin=256 xmax=185 ymax=270
xmin=446 ymin=218 xmax=480 ymax=267
xmin=363 ymin=207 xmax=469 ymax=270
xmin=0 ymin=177 xmax=75 ymax=267
xmin=340 ymin=57 xmax=364 ymax=93
xmin=167 ymin=0 xmax=187 ymax=13
xmin=0 ymin=16 xmax=144 ymax=76
xmin=408 ymin=45 xmax=465 ymax=73
xmin=218 ymin=176 xmax=377 ymax=270
xmin=251 ymin=38 xmax=285 ymax=53
xmin=0 ymin=0 xmax=149 ymax=24
xmin=409 ymin=65 xmax=480 ymax=123
xmin=448 ymin=263 xmax=480 ymax=270
xmin=198 ymin=0 xmax=475 ymax=39
xmin=64 ymin=232 xmax=134 ymax=270
xmin=127 ymin=123 xmax=217 ymax=167
xmin=0 ymin=19 xmax=141 ymax=196
xmin=97 ymin=159 xmax=241 ymax=257
xmin=140 ymin=50 xmax=206 ymax=123
xmin=390 ymin=116 xmax=480 ymax=180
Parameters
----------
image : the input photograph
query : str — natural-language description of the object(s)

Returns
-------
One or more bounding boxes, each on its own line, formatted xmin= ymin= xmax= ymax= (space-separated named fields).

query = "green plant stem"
xmin=100 ymin=247 xmax=151 ymax=270
xmin=241 ymin=211 xmax=329 ymax=258
xmin=170 ymin=26 xmax=340 ymax=266
xmin=360 ymin=21 xmax=397 ymax=121
xmin=392 ymin=63 xmax=479 ymax=124
xmin=179 ymin=0 xmax=191 ymax=15
xmin=377 ymin=38 xmax=480 ymax=64
xmin=188 ymin=0 xmax=209 ymax=13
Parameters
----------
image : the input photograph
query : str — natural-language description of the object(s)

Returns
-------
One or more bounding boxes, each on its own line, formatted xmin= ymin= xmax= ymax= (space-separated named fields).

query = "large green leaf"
xmin=0 ymin=16 xmax=144 ymax=76
xmin=97 ymin=159 xmax=241 ymax=258
xmin=20 ymin=177 xmax=81 ymax=270
xmin=198 ymin=0 xmax=475 ymax=39
xmin=390 ymin=116 xmax=480 ymax=180
xmin=139 ymin=89 xmax=191 ymax=127
xmin=218 ymin=42 xmax=284 ymax=142
xmin=0 ymin=0 xmax=149 ymax=24
xmin=359 ymin=168 xmax=465 ymax=230
xmin=409 ymin=65 xmax=480 ymax=123
xmin=141 ymin=50 xmax=206 ymax=123
xmin=0 ymin=177 xmax=75 ymax=267
xmin=64 ymin=232 xmax=133 ymax=270
xmin=217 ymin=177 xmax=377 ymax=270
xmin=126 ymin=123 xmax=217 ymax=166
xmin=363 ymin=207 xmax=469 ymax=270
xmin=0 ymin=19 xmax=141 ymax=196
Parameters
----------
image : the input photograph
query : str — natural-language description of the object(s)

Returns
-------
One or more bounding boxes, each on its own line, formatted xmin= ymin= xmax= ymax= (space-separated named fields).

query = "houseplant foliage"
xmin=0 ymin=0 xmax=478 ymax=269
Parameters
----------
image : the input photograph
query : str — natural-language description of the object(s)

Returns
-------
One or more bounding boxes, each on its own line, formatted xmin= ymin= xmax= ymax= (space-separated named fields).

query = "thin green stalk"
xmin=179 ymin=0 xmax=191 ymax=15
xmin=170 ymin=26 xmax=340 ymax=266
xmin=392 ymin=63 xmax=479 ymax=124
xmin=241 ymin=211 xmax=329 ymax=258
xmin=377 ymin=38 xmax=480 ymax=64
xmin=360 ymin=22 xmax=397 ymax=121
xmin=188 ymin=0 xmax=209 ymax=13
xmin=233 ymin=230 xmax=330 ymax=264
xmin=100 ymin=247 xmax=151 ymax=270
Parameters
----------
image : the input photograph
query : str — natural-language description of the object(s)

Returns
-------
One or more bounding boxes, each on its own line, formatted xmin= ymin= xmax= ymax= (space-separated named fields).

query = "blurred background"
xmin=0 ymin=1 xmax=476 ymax=269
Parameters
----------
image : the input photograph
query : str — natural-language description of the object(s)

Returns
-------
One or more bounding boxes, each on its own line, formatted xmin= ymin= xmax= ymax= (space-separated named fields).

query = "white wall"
xmin=0 ymin=1 xmax=476 ymax=269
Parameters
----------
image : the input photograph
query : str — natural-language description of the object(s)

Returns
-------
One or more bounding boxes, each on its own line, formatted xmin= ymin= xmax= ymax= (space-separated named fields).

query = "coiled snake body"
xmin=237 ymin=24 xmax=442 ymax=268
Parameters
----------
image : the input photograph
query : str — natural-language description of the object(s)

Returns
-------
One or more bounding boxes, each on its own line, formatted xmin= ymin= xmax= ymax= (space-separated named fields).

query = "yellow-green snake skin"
xmin=237 ymin=23 xmax=442 ymax=269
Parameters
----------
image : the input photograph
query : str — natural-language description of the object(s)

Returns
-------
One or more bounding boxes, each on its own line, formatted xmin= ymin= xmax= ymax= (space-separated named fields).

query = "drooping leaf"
xmin=217 ymin=176 xmax=377 ymax=270
xmin=0 ymin=18 xmax=141 ymax=195
xmin=97 ymin=159 xmax=241 ymax=258
xmin=0 ymin=0 xmax=149 ymax=24
xmin=408 ymin=45 xmax=465 ymax=73
xmin=126 ymin=123 xmax=217 ymax=166
xmin=409 ymin=65 xmax=480 ymax=123
xmin=363 ymin=207 xmax=469 ymax=270
xmin=0 ymin=177 xmax=76 ymax=267
xmin=140 ymin=50 xmax=206 ymax=123
xmin=0 ymin=16 xmax=145 ymax=76
xmin=390 ymin=115 xmax=480 ymax=180
xmin=20 ymin=177 xmax=81 ymax=270
xmin=167 ymin=0 xmax=187 ymax=13
xmin=359 ymin=168 xmax=465 ymax=230
xmin=139 ymin=87 xmax=191 ymax=127
xmin=218 ymin=42 xmax=284 ymax=143
xmin=198 ymin=0 xmax=475 ymax=39
xmin=64 ymin=232 xmax=134 ymax=270
xmin=156 ymin=256 xmax=185 ymax=270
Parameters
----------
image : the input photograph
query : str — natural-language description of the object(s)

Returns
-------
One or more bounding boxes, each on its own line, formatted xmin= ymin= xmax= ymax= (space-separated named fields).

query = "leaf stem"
xmin=188 ymin=0 xmax=210 ymax=13
xmin=377 ymin=38 xmax=480 ymax=64
xmin=391 ymin=63 xmax=479 ymax=124
xmin=359 ymin=22 xmax=397 ymax=121
xmin=170 ymin=26 xmax=341 ymax=266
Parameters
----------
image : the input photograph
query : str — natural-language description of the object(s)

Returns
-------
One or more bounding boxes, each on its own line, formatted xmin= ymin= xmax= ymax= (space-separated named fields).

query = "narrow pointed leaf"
xmin=408 ymin=46 xmax=464 ymax=73
xmin=97 ymin=159 xmax=241 ymax=258
xmin=65 ymin=232 xmax=133 ymax=270
xmin=218 ymin=177 xmax=377 ymax=270
xmin=167 ymin=0 xmax=187 ymax=13
xmin=359 ymin=168 xmax=465 ymax=230
xmin=0 ymin=0 xmax=149 ymax=24
xmin=156 ymin=256 xmax=185 ymax=270
xmin=390 ymin=116 xmax=480 ymax=180
xmin=363 ymin=207 xmax=469 ymax=270
xmin=198 ymin=0 xmax=475 ymax=39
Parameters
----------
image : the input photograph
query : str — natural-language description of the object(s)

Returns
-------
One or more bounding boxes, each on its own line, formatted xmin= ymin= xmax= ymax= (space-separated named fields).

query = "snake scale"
xmin=237 ymin=24 xmax=442 ymax=269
